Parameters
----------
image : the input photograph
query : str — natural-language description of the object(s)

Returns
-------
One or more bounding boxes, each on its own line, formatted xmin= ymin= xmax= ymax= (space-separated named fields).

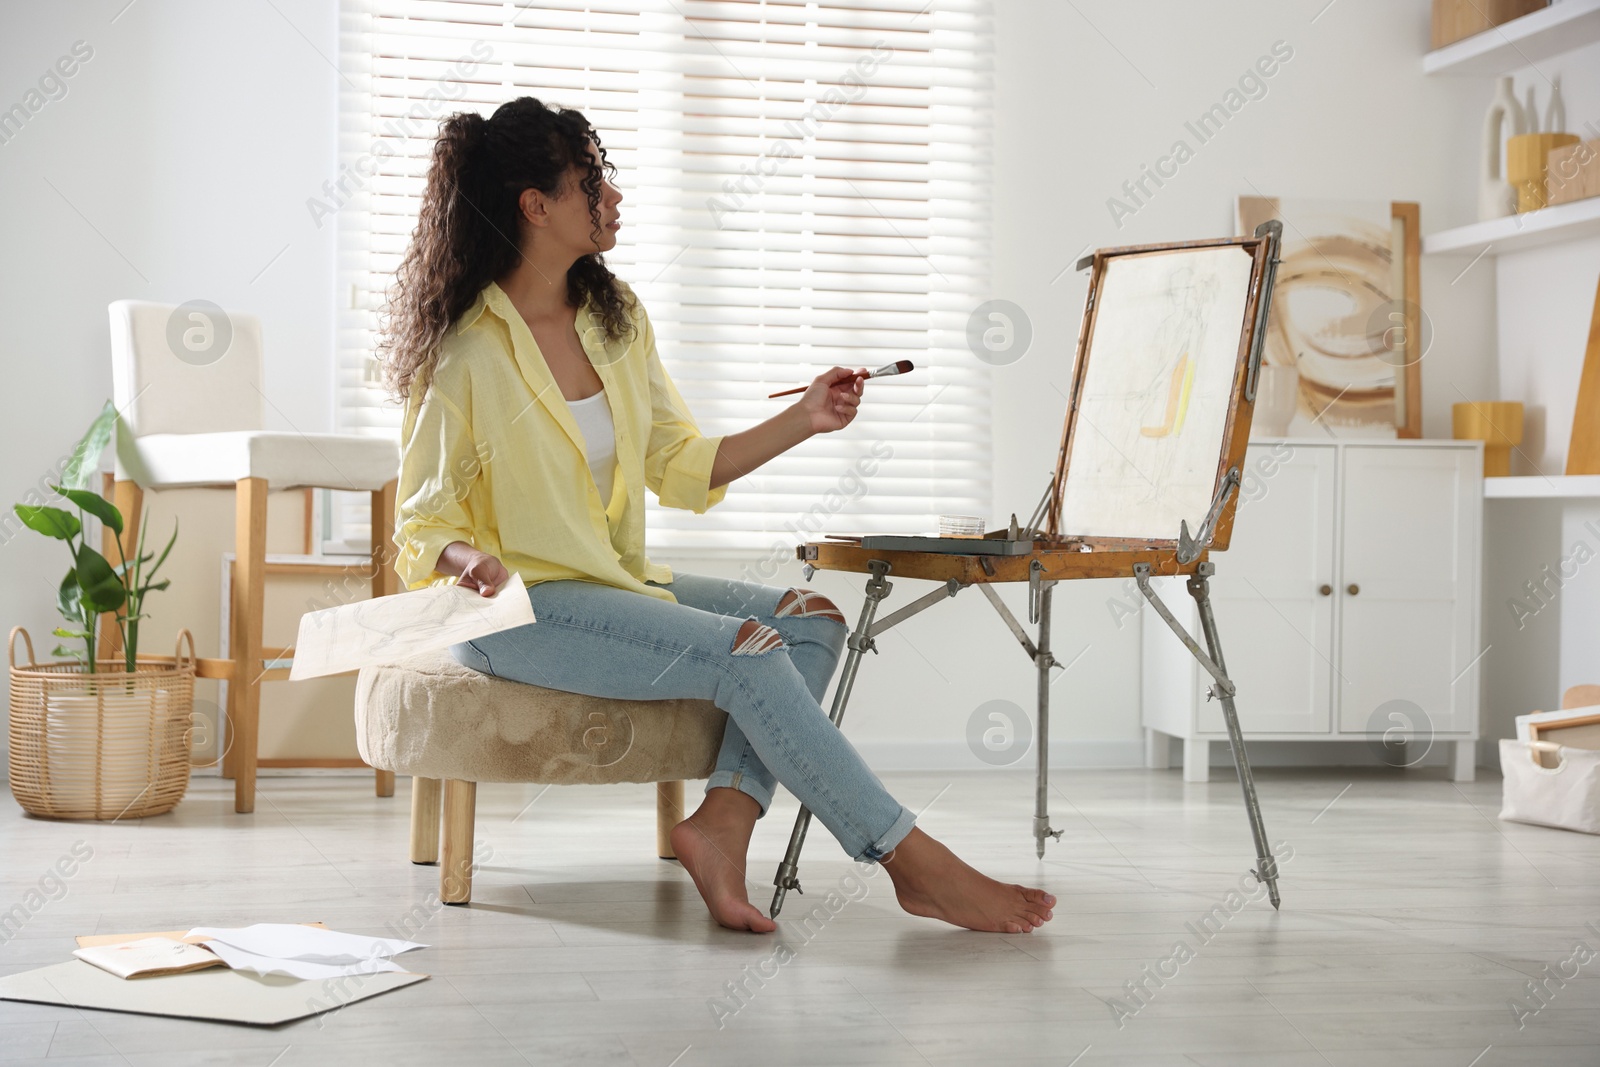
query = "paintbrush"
xmin=766 ymin=359 xmax=915 ymax=399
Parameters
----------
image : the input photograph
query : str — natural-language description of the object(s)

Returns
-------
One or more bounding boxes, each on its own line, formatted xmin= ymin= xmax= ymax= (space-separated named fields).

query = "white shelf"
xmin=1423 ymin=0 xmax=1600 ymax=75
xmin=1484 ymin=474 xmax=1600 ymax=498
xmin=1421 ymin=195 xmax=1600 ymax=256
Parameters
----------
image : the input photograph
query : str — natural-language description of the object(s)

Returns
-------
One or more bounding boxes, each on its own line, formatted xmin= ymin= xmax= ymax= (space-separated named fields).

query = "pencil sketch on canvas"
xmin=1059 ymin=245 xmax=1255 ymax=541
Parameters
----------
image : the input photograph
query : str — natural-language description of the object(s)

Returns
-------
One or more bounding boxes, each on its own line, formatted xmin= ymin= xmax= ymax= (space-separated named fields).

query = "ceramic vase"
xmin=1546 ymin=74 xmax=1566 ymax=134
xmin=1479 ymin=75 xmax=1525 ymax=221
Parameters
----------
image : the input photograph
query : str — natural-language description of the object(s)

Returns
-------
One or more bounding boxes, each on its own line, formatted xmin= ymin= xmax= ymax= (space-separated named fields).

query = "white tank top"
xmin=566 ymin=388 xmax=618 ymax=506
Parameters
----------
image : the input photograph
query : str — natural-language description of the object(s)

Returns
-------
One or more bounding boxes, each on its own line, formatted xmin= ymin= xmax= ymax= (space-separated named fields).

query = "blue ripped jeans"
xmin=449 ymin=572 xmax=917 ymax=864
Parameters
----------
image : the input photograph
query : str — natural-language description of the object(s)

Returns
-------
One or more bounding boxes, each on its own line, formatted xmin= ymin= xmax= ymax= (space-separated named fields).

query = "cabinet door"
xmin=1338 ymin=446 xmax=1478 ymax=736
xmin=1200 ymin=442 xmax=1337 ymax=734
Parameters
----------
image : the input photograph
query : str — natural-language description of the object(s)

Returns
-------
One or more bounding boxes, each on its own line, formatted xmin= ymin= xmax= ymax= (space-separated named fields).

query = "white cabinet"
xmin=1141 ymin=439 xmax=1483 ymax=781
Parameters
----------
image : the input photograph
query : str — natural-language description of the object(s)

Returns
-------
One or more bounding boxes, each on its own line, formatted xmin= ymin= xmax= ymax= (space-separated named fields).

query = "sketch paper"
xmin=201 ymin=943 xmax=409 ymax=981
xmin=1060 ymin=246 xmax=1255 ymax=541
xmin=289 ymin=573 xmax=533 ymax=680
xmin=186 ymin=924 xmax=426 ymax=981
xmin=76 ymin=923 xmax=326 ymax=948
xmin=187 ymin=923 xmax=425 ymax=962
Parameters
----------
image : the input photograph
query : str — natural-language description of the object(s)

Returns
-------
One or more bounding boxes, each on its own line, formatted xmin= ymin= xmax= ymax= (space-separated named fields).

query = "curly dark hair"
xmin=377 ymin=96 xmax=636 ymax=401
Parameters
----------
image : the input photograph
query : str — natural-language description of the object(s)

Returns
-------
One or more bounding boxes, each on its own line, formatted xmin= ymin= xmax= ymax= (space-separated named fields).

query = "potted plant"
xmin=8 ymin=400 xmax=195 ymax=820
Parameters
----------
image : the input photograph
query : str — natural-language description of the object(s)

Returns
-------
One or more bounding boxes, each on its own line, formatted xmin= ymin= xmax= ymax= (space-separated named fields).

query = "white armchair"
xmin=106 ymin=299 xmax=401 ymax=813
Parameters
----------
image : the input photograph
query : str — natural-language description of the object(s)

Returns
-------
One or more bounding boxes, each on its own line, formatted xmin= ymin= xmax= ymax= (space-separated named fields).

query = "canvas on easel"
xmin=853 ymin=230 xmax=1279 ymax=563
xmin=1051 ymin=240 xmax=1266 ymax=550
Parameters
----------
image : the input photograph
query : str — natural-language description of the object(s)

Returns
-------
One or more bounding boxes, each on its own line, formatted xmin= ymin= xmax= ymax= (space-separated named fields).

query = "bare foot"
xmin=670 ymin=798 xmax=777 ymax=934
xmin=879 ymin=827 xmax=1056 ymax=934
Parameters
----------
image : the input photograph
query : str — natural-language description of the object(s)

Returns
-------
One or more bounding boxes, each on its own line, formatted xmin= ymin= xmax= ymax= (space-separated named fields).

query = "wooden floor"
xmin=1 ymin=767 xmax=1598 ymax=1065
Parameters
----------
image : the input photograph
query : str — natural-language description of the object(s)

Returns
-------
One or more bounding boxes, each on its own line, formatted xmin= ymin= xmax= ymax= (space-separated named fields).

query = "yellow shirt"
xmin=392 ymin=279 xmax=728 ymax=605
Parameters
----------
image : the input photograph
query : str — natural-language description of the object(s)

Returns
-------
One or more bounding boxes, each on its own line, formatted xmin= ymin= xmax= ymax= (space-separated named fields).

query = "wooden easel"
xmin=769 ymin=222 xmax=1286 ymax=917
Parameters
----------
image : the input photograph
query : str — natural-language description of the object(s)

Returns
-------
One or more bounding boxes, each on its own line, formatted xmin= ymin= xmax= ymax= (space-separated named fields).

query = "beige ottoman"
xmin=355 ymin=649 xmax=728 ymax=903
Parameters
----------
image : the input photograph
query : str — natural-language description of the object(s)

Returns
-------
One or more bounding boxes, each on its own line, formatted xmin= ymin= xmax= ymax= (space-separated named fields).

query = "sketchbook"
xmin=72 ymin=937 xmax=225 ymax=980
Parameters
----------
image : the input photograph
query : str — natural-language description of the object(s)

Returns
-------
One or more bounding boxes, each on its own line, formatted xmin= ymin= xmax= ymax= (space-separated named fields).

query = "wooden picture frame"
xmin=1393 ymin=201 xmax=1423 ymax=440
xmin=1525 ymin=708 xmax=1600 ymax=750
xmin=1516 ymin=703 xmax=1600 ymax=767
xmin=1530 ymin=714 xmax=1600 ymax=747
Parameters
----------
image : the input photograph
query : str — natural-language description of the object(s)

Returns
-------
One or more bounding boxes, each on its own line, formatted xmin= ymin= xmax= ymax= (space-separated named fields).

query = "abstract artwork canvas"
xmin=1235 ymin=197 xmax=1422 ymax=438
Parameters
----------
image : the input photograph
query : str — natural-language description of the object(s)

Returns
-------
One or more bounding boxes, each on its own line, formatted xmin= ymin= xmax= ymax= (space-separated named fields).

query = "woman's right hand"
xmin=458 ymin=550 xmax=509 ymax=597
xmin=438 ymin=541 xmax=509 ymax=597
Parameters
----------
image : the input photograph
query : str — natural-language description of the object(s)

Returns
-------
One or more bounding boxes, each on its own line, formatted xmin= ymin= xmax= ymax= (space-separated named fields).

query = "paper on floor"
xmin=201 ymin=942 xmax=410 ymax=981
xmin=288 ymin=572 xmax=533 ymax=680
xmin=187 ymin=923 xmax=426 ymax=964
xmin=72 ymin=937 xmax=225 ymax=980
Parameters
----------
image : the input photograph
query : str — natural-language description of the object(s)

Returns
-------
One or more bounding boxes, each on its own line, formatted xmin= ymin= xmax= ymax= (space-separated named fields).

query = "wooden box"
xmin=1431 ymin=0 xmax=1547 ymax=49
xmin=1548 ymin=139 xmax=1600 ymax=207
xmin=1509 ymin=133 xmax=1579 ymax=211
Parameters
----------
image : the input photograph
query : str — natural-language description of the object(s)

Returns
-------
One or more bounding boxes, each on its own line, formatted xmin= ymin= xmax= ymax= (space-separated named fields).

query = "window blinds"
xmin=335 ymin=0 xmax=994 ymax=553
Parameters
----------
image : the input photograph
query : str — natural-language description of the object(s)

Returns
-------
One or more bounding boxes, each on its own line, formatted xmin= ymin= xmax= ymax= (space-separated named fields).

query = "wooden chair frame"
xmin=98 ymin=475 xmax=400 ymax=813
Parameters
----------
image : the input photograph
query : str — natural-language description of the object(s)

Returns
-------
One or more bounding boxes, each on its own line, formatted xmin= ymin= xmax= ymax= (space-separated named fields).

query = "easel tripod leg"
xmin=1034 ymin=582 xmax=1063 ymax=858
xmin=770 ymin=560 xmax=893 ymax=919
xmin=1187 ymin=564 xmax=1281 ymax=909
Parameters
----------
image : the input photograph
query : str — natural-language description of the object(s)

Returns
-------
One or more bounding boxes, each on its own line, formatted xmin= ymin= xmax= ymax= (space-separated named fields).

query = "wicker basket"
xmin=8 ymin=627 xmax=196 ymax=820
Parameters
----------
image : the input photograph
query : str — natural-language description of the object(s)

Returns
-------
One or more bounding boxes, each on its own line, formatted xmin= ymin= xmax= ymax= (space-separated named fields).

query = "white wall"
xmin=1 ymin=0 xmax=1521 ymax=776
xmin=0 ymin=0 xmax=339 ymax=755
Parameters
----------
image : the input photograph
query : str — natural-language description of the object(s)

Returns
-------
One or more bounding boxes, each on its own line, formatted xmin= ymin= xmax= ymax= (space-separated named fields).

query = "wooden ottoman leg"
xmin=656 ymin=780 xmax=685 ymax=859
xmin=375 ymin=769 xmax=396 ymax=798
xmin=411 ymin=777 xmax=442 ymax=865
xmin=441 ymin=780 xmax=477 ymax=905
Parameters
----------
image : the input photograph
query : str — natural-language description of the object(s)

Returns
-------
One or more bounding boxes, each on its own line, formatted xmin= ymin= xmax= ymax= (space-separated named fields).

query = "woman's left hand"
xmin=797 ymin=366 xmax=867 ymax=435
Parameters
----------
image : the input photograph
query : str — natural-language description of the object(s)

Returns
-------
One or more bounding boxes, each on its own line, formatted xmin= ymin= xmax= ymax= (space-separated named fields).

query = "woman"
xmin=381 ymin=96 xmax=1055 ymax=935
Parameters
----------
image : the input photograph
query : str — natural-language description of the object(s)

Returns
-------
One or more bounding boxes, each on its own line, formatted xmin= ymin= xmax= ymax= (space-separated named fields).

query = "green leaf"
xmin=56 ymin=569 xmax=82 ymax=620
xmin=60 ymin=400 xmax=117 ymax=492
xmin=51 ymin=627 xmax=90 ymax=639
xmin=14 ymin=505 xmax=80 ymax=541
xmin=73 ymin=544 xmax=126 ymax=614
xmin=131 ymin=509 xmax=151 ymax=589
xmin=114 ymin=553 xmax=156 ymax=578
xmin=139 ymin=578 xmax=170 ymax=595
xmin=144 ymin=518 xmax=178 ymax=580
xmin=52 ymin=486 xmax=123 ymax=536
xmin=51 ymin=645 xmax=84 ymax=660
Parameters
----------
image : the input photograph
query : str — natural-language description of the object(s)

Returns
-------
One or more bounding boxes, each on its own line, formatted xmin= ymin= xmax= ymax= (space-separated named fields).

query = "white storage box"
xmin=1498 ymin=738 xmax=1600 ymax=835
